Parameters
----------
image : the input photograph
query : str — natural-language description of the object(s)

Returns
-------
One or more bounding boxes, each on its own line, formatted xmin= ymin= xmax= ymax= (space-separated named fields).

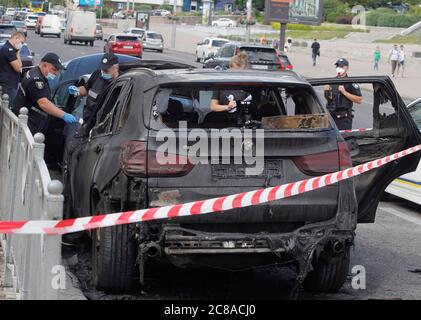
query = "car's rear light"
xmin=120 ymin=141 xmax=194 ymax=177
xmin=277 ymin=55 xmax=285 ymax=70
xmin=292 ymin=142 xmax=352 ymax=176
xmin=286 ymin=65 xmax=293 ymax=70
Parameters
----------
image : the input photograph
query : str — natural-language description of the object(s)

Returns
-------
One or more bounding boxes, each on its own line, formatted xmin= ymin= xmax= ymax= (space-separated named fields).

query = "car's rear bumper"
xmin=143 ymin=42 xmax=163 ymax=50
xmin=68 ymin=35 xmax=95 ymax=41
xmin=112 ymin=48 xmax=142 ymax=56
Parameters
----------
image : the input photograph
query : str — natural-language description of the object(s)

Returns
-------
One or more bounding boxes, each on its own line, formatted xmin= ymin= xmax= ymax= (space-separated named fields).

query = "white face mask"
xmin=15 ymin=42 xmax=23 ymax=50
xmin=336 ymin=67 xmax=346 ymax=76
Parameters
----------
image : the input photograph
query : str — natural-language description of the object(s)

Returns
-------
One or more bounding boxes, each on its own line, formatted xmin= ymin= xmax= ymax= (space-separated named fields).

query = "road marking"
xmin=380 ymin=205 xmax=421 ymax=227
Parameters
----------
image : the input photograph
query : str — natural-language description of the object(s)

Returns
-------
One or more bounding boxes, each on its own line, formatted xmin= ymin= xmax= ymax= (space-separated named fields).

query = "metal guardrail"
xmin=0 ymin=91 xmax=64 ymax=300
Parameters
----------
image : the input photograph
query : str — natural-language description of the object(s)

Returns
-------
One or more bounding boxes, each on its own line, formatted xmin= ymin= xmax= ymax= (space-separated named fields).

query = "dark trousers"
xmin=27 ymin=110 xmax=49 ymax=135
xmin=334 ymin=117 xmax=352 ymax=130
xmin=3 ymin=87 xmax=18 ymax=109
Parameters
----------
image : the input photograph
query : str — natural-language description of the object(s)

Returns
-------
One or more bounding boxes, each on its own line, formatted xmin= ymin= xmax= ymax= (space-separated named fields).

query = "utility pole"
xmin=171 ymin=0 xmax=177 ymax=48
xmin=246 ymin=0 xmax=252 ymax=43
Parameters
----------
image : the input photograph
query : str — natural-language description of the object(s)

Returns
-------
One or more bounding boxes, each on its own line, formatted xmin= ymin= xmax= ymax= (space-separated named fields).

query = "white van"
xmin=64 ymin=11 xmax=96 ymax=46
xmin=40 ymin=14 xmax=62 ymax=38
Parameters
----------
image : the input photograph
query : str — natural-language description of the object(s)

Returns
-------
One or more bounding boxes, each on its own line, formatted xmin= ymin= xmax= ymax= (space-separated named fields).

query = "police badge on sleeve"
xmin=35 ymin=81 xmax=44 ymax=90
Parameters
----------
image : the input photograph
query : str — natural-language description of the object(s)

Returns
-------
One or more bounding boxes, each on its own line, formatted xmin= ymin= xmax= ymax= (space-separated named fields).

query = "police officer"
xmin=12 ymin=52 xmax=78 ymax=135
xmin=68 ymin=53 xmax=120 ymax=123
xmin=324 ymin=58 xmax=363 ymax=130
xmin=0 ymin=32 xmax=26 ymax=108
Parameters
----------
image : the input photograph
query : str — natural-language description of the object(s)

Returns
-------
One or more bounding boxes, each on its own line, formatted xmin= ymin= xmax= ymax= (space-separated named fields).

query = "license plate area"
xmin=211 ymin=159 xmax=283 ymax=178
xmin=123 ymin=45 xmax=133 ymax=49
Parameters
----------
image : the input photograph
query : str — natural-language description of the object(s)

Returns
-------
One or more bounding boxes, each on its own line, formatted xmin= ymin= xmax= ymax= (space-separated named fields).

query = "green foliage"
xmin=323 ymin=0 xmax=348 ymax=22
xmin=135 ymin=4 xmax=153 ymax=12
xmin=366 ymin=7 xmax=421 ymax=28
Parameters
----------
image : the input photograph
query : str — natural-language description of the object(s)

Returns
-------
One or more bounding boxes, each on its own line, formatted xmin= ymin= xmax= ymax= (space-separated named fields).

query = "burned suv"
xmin=64 ymin=68 xmax=421 ymax=294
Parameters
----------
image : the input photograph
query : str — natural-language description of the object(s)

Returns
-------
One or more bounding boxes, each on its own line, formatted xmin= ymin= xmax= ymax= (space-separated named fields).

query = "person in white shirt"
xmin=397 ymin=44 xmax=405 ymax=78
xmin=387 ymin=44 xmax=399 ymax=77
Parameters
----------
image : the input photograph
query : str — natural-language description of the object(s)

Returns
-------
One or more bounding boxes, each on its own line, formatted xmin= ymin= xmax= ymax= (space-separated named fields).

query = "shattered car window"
xmin=151 ymin=85 xmax=327 ymax=130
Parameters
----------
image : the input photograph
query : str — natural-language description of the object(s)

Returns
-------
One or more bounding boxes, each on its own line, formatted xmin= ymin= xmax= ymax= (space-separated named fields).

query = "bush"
xmin=335 ymin=15 xmax=354 ymax=24
xmin=366 ymin=8 xmax=421 ymax=28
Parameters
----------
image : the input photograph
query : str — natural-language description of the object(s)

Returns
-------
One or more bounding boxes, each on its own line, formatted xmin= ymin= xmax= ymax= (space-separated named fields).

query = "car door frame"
xmin=70 ymin=78 xmax=130 ymax=217
xmin=308 ymin=75 xmax=421 ymax=222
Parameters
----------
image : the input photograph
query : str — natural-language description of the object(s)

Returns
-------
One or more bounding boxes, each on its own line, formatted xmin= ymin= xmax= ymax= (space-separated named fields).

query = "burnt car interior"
xmin=152 ymin=84 xmax=328 ymax=130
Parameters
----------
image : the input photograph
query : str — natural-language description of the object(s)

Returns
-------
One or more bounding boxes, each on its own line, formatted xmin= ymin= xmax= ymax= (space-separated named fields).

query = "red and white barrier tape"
xmin=340 ymin=128 xmax=373 ymax=134
xmin=1 ymin=144 xmax=420 ymax=235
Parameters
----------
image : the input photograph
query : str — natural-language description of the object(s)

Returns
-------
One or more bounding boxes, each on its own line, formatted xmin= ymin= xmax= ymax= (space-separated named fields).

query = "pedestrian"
xmin=324 ymin=58 xmax=363 ymax=130
xmin=0 ymin=32 xmax=26 ymax=108
xmin=68 ymin=53 xmax=120 ymax=124
xmin=397 ymin=44 xmax=405 ymax=78
xmin=211 ymin=51 xmax=249 ymax=112
xmin=12 ymin=52 xmax=78 ymax=135
xmin=374 ymin=46 xmax=381 ymax=71
xmin=311 ymin=39 xmax=320 ymax=67
xmin=388 ymin=44 xmax=399 ymax=77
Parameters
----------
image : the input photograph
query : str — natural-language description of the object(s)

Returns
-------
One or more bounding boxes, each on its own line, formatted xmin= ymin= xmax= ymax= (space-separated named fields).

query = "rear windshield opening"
xmin=212 ymin=40 xmax=228 ymax=47
xmin=147 ymin=33 xmax=163 ymax=40
xmin=116 ymin=36 xmax=139 ymax=42
xmin=241 ymin=48 xmax=279 ymax=63
xmin=152 ymin=85 xmax=328 ymax=130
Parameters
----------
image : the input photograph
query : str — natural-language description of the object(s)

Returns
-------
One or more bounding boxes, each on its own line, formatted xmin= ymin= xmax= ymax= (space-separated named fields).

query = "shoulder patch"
xmin=353 ymin=83 xmax=360 ymax=89
xmin=35 ymin=81 xmax=44 ymax=90
xmin=8 ymin=48 xmax=13 ymax=51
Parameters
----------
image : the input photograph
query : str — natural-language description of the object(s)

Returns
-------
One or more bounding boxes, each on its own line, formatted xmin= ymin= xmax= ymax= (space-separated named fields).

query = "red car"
xmin=103 ymin=34 xmax=142 ymax=58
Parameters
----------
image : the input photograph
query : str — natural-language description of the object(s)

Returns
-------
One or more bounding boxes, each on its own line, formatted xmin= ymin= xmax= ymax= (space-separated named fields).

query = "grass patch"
xmin=253 ymin=30 xmax=350 ymax=40
xmin=373 ymin=35 xmax=421 ymax=44
xmin=271 ymin=22 xmax=368 ymax=33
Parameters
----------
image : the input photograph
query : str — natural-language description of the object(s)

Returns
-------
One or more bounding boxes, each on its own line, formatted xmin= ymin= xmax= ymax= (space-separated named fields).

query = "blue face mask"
xmin=46 ymin=73 xmax=56 ymax=81
xmin=102 ymin=73 xmax=112 ymax=80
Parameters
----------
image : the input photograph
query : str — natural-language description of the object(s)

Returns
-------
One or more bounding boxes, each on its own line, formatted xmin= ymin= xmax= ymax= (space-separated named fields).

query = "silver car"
xmin=142 ymin=31 xmax=164 ymax=53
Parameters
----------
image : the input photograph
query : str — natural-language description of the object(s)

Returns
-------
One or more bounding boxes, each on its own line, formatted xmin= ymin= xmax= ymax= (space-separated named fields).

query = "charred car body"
xmin=60 ymin=66 xmax=421 ymax=294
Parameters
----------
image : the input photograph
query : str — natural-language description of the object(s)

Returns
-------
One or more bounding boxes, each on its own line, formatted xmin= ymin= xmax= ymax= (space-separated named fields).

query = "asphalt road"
xmin=27 ymin=30 xmax=421 ymax=300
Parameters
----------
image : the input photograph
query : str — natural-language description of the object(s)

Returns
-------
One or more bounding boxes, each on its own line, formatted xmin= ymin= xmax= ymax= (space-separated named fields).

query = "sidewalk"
xmin=103 ymin=21 xmax=421 ymax=100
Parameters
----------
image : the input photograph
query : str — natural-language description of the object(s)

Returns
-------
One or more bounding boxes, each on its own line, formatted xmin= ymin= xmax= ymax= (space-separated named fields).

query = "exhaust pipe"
xmin=146 ymin=243 xmax=161 ymax=258
xmin=332 ymin=241 xmax=344 ymax=254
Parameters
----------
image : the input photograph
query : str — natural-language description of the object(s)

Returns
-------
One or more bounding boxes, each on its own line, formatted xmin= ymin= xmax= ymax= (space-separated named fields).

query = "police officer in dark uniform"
xmin=68 ymin=53 xmax=120 ymax=123
xmin=324 ymin=58 xmax=363 ymax=130
xmin=12 ymin=52 xmax=78 ymax=135
xmin=0 ymin=32 xmax=26 ymax=108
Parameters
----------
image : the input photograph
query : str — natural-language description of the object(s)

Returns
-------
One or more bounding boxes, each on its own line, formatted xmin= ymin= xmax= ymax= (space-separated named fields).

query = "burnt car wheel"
xmin=91 ymin=198 xmax=138 ymax=292
xmin=303 ymin=243 xmax=351 ymax=293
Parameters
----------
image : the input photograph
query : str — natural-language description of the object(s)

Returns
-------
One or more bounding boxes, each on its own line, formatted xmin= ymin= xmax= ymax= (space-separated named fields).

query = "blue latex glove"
xmin=62 ymin=112 xmax=78 ymax=124
xmin=68 ymin=85 xmax=80 ymax=96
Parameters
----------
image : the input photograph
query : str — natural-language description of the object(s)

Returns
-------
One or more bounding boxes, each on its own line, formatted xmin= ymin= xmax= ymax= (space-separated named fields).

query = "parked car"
xmin=124 ymin=27 xmax=145 ymax=39
xmin=112 ymin=10 xmax=127 ymax=19
xmin=385 ymin=98 xmax=421 ymax=204
xmin=95 ymin=23 xmax=103 ymax=40
xmin=25 ymin=14 xmax=38 ymax=28
xmin=34 ymin=16 xmax=43 ymax=34
xmin=64 ymin=10 xmax=96 ymax=46
xmin=5 ymin=8 xmax=15 ymax=16
xmin=11 ymin=20 xmax=27 ymax=36
xmin=63 ymin=67 xmax=421 ymax=293
xmin=40 ymin=14 xmax=61 ymax=38
xmin=204 ymin=42 xmax=284 ymax=71
xmin=142 ymin=31 xmax=163 ymax=53
xmin=212 ymin=18 xmax=237 ymax=27
xmin=152 ymin=9 xmax=171 ymax=17
xmin=14 ymin=11 xmax=26 ymax=21
xmin=0 ymin=15 xmax=13 ymax=24
xmin=0 ymin=24 xmax=17 ymax=39
xmin=278 ymin=51 xmax=294 ymax=70
xmin=196 ymin=37 xmax=228 ymax=62
xmin=104 ymin=34 xmax=142 ymax=58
